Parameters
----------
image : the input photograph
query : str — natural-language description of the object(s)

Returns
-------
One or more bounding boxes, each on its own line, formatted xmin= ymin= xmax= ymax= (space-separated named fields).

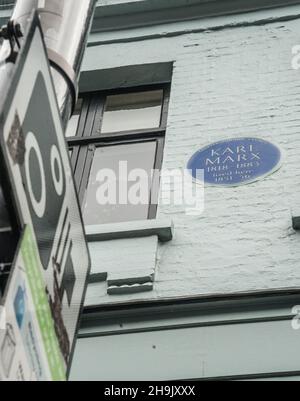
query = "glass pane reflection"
xmin=83 ymin=141 xmax=157 ymax=225
xmin=101 ymin=90 xmax=163 ymax=134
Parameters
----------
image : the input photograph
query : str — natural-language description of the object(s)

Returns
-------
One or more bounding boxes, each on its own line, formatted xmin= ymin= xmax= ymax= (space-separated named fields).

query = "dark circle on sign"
xmin=187 ymin=137 xmax=282 ymax=187
xmin=54 ymin=158 xmax=60 ymax=185
xmin=51 ymin=145 xmax=64 ymax=196
xmin=28 ymin=147 xmax=43 ymax=203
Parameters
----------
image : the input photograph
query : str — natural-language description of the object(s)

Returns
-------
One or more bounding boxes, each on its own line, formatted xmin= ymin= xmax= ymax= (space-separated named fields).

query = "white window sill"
xmin=85 ymin=218 xmax=174 ymax=243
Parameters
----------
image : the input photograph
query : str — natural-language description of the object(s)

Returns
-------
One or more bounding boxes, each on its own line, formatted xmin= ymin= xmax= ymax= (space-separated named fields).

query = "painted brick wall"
xmin=83 ymin=7 xmax=300 ymax=304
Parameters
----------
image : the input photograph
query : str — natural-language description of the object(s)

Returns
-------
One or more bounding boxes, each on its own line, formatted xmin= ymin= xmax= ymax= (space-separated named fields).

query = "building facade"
xmin=2 ymin=0 xmax=300 ymax=381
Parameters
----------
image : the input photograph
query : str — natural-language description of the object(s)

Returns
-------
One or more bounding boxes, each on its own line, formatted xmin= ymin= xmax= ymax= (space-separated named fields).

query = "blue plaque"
xmin=187 ymin=138 xmax=282 ymax=186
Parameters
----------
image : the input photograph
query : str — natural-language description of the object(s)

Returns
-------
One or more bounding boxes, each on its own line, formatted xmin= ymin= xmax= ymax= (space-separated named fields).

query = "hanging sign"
xmin=0 ymin=227 xmax=65 ymax=381
xmin=0 ymin=13 xmax=90 ymax=381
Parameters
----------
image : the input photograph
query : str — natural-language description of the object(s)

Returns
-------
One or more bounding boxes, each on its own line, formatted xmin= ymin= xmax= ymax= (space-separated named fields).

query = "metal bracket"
xmin=47 ymin=48 xmax=79 ymax=114
xmin=0 ymin=20 xmax=23 ymax=64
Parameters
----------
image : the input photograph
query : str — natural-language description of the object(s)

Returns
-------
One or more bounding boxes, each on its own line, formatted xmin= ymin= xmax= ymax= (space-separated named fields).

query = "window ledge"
xmin=86 ymin=218 xmax=174 ymax=243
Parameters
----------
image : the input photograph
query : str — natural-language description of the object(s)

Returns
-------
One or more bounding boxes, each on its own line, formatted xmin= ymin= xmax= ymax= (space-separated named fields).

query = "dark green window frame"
xmin=67 ymin=83 xmax=171 ymax=222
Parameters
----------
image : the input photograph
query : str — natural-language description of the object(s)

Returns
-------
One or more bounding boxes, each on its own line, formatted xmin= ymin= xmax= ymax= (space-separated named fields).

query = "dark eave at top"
xmin=2 ymin=1 xmax=300 ymax=33
xmin=92 ymin=0 xmax=300 ymax=33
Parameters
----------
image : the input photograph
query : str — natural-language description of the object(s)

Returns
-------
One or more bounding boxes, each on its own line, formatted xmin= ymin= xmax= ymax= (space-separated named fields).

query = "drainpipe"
xmin=8 ymin=0 xmax=97 ymax=128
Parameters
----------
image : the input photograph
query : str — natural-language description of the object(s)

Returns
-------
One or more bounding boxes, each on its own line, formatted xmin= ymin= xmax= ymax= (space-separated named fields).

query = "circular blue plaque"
xmin=187 ymin=138 xmax=282 ymax=186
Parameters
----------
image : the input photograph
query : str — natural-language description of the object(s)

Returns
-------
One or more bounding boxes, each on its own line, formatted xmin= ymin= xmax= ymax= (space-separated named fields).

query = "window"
xmin=0 ymin=187 xmax=10 ymax=229
xmin=0 ymin=187 xmax=18 ymax=297
xmin=65 ymin=98 xmax=84 ymax=138
xmin=83 ymin=142 xmax=157 ymax=225
xmin=67 ymin=85 xmax=170 ymax=226
xmin=102 ymin=90 xmax=163 ymax=133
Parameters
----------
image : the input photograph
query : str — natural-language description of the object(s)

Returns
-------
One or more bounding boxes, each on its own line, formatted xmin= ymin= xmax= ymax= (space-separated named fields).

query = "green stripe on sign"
xmin=21 ymin=226 xmax=66 ymax=382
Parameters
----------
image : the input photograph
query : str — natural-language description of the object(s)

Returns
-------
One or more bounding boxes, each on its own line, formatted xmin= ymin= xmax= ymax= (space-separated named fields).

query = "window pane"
xmin=83 ymin=141 xmax=157 ymax=225
xmin=65 ymin=98 xmax=83 ymax=137
xmin=0 ymin=187 xmax=10 ymax=229
xmin=101 ymin=90 xmax=163 ymax=134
